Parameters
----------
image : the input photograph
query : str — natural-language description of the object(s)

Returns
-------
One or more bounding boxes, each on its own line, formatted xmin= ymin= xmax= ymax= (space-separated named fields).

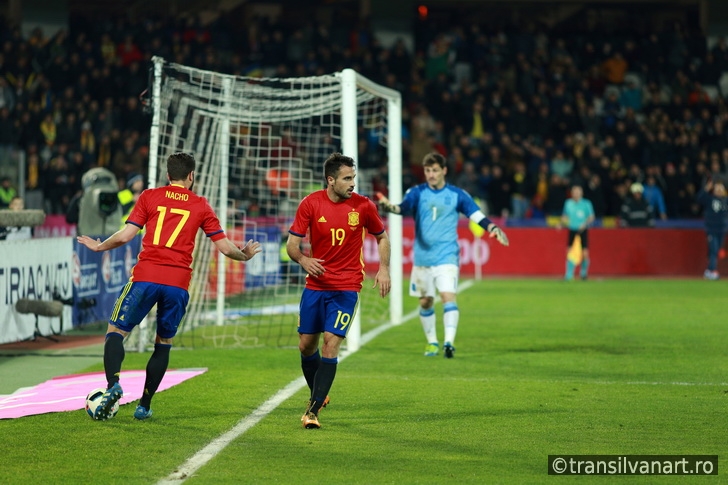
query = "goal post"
xmin=340 ymin=68 xmax=403 ymax=351
xmin=137 ymin=57 xmax=403 ymax=351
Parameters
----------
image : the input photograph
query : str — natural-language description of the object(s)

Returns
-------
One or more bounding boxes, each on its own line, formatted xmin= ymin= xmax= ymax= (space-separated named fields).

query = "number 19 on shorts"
xmin=333 ymin=310 xmax=351 ymax=331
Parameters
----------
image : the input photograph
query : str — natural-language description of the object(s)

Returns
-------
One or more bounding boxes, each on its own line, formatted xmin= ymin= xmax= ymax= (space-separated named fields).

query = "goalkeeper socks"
xmin=419 ymin=306 xmax=437 ymax=344
xmin=580 ymin=258 xmax=590 ymax=278
xmin=301 ymin=350 xmax=321 ymax=392
xmin=139 ymin=343 xmax=171 ymax=409
xmin=310 ymin=357 xmax=337 ymax=414
xmin=443 ymin=302 xmax=459 ymax=345
xmin=103 ymin=332 xmax=126 ymax=388
xmin=565 ymin=261 xmax=575 ymax=280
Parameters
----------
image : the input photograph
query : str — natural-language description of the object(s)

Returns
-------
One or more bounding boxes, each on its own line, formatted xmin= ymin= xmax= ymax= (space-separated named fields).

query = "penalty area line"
xmin=157 ymin=280 xmax=474 ymax=484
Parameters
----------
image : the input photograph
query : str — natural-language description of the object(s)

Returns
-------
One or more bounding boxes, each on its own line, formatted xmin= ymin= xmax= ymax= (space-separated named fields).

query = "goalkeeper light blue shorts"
xmin=409 ymin=264 xmax=459 ymax=298
xmin=298 ymin=288 xmax=359 ymax=338
xmin=109 ymin=281 xmax=189 ymax=339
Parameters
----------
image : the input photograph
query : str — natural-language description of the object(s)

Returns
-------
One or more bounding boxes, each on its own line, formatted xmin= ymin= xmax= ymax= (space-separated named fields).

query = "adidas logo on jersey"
xmin=318 ymin=216 xmax=327 ymax=222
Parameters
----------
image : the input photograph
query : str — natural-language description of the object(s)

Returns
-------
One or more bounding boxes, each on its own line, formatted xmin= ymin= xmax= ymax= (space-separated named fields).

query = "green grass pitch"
xmin=1 ymin=278 xmax=726 ymax=484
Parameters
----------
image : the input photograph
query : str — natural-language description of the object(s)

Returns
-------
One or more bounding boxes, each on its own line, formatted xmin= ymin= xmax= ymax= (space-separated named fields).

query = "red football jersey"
xmin=126 ymin=184 xmax=226 ymax=290
xmin=289 ymin=190 xmax=385 ymax=291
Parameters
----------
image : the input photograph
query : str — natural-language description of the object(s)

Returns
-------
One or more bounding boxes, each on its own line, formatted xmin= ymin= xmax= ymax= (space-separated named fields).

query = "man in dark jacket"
xmin=697 ymin=178 xmax=728 ymax=280
xmin=619 ymin=182 xmax=655 ymax=227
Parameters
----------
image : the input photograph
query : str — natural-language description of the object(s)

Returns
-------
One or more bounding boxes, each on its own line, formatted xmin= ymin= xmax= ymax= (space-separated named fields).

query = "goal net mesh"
xmin=138 ymin=58 xmax=395 ymax=349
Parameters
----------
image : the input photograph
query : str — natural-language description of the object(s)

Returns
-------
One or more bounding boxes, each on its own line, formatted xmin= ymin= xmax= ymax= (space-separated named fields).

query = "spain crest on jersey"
xmin=348 ymin=211 xmax=360 ymax=227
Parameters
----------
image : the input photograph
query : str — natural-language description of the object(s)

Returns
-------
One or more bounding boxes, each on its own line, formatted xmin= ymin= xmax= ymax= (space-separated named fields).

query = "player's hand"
xmin=77 ymin=235 xmax=103 ymax=252
xmin=240 ymin=239 xmax=262 ymax=260
xmin=375 ymin=192 xmax=397 ymax=213
xmin=488 ymin=225 xmax=509 ymax=247
xmin=373 ymin=268 xmax=391 ymax=298
xmin=300 ymin=256 xmax=326 ymax=277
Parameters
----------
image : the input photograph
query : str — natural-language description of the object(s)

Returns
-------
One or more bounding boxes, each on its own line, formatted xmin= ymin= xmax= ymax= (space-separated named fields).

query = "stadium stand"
xmin=0 ymin=4 xmax=725 ymax=225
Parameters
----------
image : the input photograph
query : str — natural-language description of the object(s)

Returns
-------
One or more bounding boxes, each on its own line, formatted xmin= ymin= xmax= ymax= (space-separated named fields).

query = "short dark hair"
xmin=422 ymin=152 xmax=447 ymax=170
xmin=323 ymin=152 xmax=355 ymax=181
xmin=167 ymin=152 xmax=195 ymax=181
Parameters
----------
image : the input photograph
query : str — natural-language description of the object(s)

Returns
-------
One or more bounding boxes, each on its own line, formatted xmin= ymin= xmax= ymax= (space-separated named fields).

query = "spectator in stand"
xmin=0 ymin=11 xmax=723 ymax=226
xmin=620 ymin=182 xmax=655 ymax=227
xmin=697 ymin=52 xmax=723 ymax=87
xmin=44 ymin=150 xmax=73 ymax=215
xmin=687 ymin=81 xmax=712 ymax=106
xmin=601 ymin=90 xmax=622 ymax=131
xmin=663 ymin=162 xmax=682 ymax=218
xmin=530 ymin=161 xmax=550 ymax=209
xmin=696 ymin=178 xmax=728 ymax=280
xmin=544 ymin=173 xmax=569 ymax=216
xmin=584 ymin=173 xmax=607 ymax=218
xmin=620 ymin=79 xmax=643 ymax=112
xmin=118 ymin=172 xmax=144 ymax=228
xmin=111 ymin=137 xmax=145 ymax=184
xmin=0 ymin=195 xmax=32 ymax=240
xmin=602 ymin=50 xmax=628 ymax=85
xmin=0 ymin=176 xmax=17 ymax=208
xmin=117 ymin=34 xmax=144 ymax=66
xmin=509 ymin=161 xmax=530 ymax=219
xmin=455 ymin=161 xmax=480 ymax=197
xmin=550 ymin=150 xmax=573 ymax=180
xmin=642 ymin=174 xmax=668 ymax=220
xmin=484 ymin=164 xmax=510 ymax=217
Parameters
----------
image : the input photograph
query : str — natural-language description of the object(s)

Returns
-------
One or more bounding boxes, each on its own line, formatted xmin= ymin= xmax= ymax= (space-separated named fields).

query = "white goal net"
xmin=131 ymin=57 xmax=403 ymax=351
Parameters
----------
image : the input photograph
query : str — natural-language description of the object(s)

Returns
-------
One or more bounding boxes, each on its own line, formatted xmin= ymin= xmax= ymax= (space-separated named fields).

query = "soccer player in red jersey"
xmin=77 ymin=152 xmax=262 ymax=420
xmin=287 ymin=152 xmax=391 ymax=429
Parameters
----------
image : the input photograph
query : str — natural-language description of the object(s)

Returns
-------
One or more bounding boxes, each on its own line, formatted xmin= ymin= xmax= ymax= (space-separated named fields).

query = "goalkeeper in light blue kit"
xmin=561 ymin=185 xmax=595 ymax=281
xmin=377 ymin=152 xmax=509 ymax=358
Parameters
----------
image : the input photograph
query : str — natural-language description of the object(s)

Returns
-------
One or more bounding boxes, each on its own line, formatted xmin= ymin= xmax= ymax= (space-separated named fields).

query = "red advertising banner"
xmin=363 ymin=221 xmax=713 ymax=277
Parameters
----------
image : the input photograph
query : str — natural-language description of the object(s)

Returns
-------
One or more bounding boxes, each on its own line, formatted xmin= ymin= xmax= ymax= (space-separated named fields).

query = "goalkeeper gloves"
xmin=488 ymin=225 xmax=509 ymax=246
xmin=375 ymin=192 xmax=398 ymax=213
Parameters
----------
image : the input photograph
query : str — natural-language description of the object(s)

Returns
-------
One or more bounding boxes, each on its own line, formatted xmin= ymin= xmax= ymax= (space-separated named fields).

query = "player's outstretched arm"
xmin=374 ymin=192 xmax=401 ymax=215
xmin=77 ymin=224 xmax=139 ymax=252
xmin=214 ymin=238 xmax=262 ymax=262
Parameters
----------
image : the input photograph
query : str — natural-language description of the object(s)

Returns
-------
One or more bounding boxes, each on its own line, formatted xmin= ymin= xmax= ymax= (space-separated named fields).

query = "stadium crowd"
xmin=0 ymin=10 xmax=726 ymax=224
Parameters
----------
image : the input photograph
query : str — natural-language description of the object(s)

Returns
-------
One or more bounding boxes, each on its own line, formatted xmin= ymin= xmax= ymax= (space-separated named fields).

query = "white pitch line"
xmin=158 ymin=281 xmax=474 ymax=484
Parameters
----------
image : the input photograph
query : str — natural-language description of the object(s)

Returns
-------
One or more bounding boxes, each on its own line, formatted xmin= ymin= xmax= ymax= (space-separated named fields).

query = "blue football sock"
xmin=580 ymin=259 xmax=590 ymax=278
xmin=565 ymin=261 xmax=575 ymax=280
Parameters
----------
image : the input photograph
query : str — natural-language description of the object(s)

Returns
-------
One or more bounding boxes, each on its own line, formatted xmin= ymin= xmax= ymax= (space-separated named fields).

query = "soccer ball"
xmin=85 ymin=387 xmax=120 ymax=420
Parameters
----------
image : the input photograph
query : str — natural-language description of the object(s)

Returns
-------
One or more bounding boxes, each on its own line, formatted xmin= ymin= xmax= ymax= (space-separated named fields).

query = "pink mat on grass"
xmin=0 ymin=368 xmax=207 ymax=419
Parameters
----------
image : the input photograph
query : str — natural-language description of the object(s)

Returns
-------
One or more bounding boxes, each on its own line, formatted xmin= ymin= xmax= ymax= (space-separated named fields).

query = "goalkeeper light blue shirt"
xmin=399 ymin=183 xmax=481 ymax=266
xmin=562 ymin=198 xmax=595 ymax=230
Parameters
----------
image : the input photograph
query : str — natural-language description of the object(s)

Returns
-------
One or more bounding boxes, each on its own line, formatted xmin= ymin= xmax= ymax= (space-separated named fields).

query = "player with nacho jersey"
xmin=287 ymin=152 xmax=391 ymax=429
xmin=77 ymin=152 xmax=262 ymax=421
xmin=126 ymin=177 xmax=226 ymax=290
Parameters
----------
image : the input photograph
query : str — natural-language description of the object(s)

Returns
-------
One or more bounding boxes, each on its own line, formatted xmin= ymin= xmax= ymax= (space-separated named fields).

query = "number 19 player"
xmin=287 ymin=152 xmax=391 ymax=429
